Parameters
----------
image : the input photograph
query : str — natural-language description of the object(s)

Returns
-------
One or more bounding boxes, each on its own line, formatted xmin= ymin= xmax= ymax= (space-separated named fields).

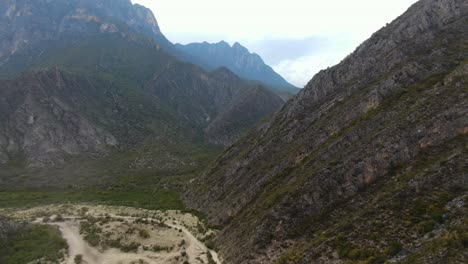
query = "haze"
xmin=132 ymin=0 xmax=419 ymax=87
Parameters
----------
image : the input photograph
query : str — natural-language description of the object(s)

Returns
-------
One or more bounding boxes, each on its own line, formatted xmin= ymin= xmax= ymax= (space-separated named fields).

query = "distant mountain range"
xmin=175 ymin=41 xmax=300 ymax=95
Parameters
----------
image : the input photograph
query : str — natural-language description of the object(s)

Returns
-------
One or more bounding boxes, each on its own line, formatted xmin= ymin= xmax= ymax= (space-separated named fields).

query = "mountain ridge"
xmin=175 ymin=40 xmax=300 ymax=95
xmin=184 ymin=0 xmax=468 ymax=262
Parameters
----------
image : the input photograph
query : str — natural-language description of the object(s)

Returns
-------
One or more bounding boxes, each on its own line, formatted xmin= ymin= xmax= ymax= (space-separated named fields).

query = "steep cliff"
xmin=185 ymin=0 xmax=468 ymax=263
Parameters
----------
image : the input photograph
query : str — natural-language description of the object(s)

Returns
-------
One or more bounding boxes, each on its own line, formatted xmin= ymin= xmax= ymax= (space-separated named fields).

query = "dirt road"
xmin=37 ymin=213 xmax=221 ymax=264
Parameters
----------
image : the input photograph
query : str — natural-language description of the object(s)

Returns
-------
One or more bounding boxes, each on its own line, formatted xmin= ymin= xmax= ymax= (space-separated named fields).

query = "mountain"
xmin=184 ymin=0 xmax=468 ymax=263
xmin=0 ymin=0 xmax=296 ymax=98
xmin=146 ymin=65 xmax=285 ymax=145
xmin=0 ymin=0 xmax=284 ymax=187
xmin=0 ymin=0 xmax=171 ymax=64
xmin=175 ymin=41 xmax=300 ymax=96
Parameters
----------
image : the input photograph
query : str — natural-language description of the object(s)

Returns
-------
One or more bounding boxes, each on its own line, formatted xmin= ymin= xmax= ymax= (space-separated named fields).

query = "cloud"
xmin=273 ymin=47 xmax=351 ymax=87
xmin=246 ymin=37 xmax=331 ymax=65
xmin=132 ymin=0 xmax=419 ymax=87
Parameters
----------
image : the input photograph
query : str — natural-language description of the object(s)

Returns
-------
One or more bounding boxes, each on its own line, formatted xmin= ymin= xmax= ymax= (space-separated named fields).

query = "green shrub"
xmin=138 ymin=229 xmax=150 ymax=239
xmin=121 ymin=242 xmax=140 ymax=252
xmin=74 ymin=254 xmax=83 ymax=264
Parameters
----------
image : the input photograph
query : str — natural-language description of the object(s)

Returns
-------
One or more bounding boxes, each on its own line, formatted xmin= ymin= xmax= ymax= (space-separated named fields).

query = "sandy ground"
xmin=4 ymin=204 xmax=221 ymax=264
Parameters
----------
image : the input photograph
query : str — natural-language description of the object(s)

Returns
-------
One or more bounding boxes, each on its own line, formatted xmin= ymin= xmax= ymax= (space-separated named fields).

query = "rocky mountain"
xmin=0 ymin=0 xmax=284 ymax=186
xmin=0 ymin=0 xmax=296 ymax=97
xmin=185 ymin=0 xmax=468 ymax=263
xmin=146 ymin=65 xmax=284 ymax=145
xmin=0 ymin=0 xmax=172 ymax=65
xmin=176 ymin=41 xmax=300 ymax=96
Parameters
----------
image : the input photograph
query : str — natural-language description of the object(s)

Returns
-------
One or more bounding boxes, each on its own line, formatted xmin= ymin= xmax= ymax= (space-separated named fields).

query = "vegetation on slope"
xmin=0 ymin=223 xmax=68 ymax=264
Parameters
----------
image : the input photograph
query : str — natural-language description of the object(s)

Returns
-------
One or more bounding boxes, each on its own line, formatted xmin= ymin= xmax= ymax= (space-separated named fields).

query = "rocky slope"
xmin=147 ymin=66 xmax=284 ymax=145
xmin=185 ymin=0 xmax=468 ymax=263
xmin=176 ymin=41 xmax=300 ymax=95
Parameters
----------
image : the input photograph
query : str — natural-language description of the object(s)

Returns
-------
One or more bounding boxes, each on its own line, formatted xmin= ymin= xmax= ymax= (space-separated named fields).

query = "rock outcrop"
xmin=0 ymin=69 xmax=117 ymax=167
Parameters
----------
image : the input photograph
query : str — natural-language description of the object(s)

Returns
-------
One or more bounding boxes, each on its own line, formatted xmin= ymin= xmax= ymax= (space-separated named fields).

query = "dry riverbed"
xmin=1 ymin=204 xmax=220 ymax=264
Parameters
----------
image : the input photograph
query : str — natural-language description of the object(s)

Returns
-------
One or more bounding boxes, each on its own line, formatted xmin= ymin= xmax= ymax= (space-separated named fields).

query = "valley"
xmin=0 ymin=0 xmax=466 ymax=263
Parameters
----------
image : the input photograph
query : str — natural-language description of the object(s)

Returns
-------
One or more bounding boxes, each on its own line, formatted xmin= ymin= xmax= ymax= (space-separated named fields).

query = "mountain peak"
xmin=176 ymin=41 xmax=299 ymax=94
xmin=216 ymin=40 xmax=231 ymax=48
xmin=232 ymin=42 xmax=248 ymax=52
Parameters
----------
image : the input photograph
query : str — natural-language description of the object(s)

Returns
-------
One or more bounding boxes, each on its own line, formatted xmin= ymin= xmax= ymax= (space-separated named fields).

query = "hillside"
xmin=184 ymin=0 xmax=468 ymax=263
xmin=0 ymin=0 xmax=284 ymax=188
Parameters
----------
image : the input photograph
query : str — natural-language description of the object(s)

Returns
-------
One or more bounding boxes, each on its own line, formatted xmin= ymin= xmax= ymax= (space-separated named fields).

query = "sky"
xmin=132 ymin=0 xmax=419 ymax=87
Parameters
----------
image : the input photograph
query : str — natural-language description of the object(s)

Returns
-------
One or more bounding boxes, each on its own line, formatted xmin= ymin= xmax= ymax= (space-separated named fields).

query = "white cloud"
xmin=132 ymin=0 xmax=419 ymax=86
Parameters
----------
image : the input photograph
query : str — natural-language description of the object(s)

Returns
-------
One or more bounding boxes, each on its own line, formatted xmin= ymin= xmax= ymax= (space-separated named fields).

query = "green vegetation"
xmin=402 ymin=221 xmax=468 ymax=264
xmin=120 ymin=242 xmax=141 ymax=252
xmin=0 ymin=188 xmax=185 ymax=211
xmin=138 ymin=229 xmax=150 ymax=239
xmin=275 ymin=136 xmax=466 ymax=263
xmin=0 ymin=224 xmax=67 ymax=264
xmin=80 ymin=218 xmax=102 ymax=247
xmin=74 ymin=254 xmax=83 ymax=264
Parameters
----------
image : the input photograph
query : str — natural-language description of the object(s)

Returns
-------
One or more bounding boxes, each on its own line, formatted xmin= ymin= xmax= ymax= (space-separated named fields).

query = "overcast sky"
xmin=132 ymin=0 xmax=418 ymax=87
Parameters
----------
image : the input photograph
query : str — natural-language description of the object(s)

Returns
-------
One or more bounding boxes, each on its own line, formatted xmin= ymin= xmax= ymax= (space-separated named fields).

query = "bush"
xmin=121 ymin=242 xmax=140 ymax=252
xmin=74 ymin=254 xmax=83 ymax=264
xmin=138 ymin=229 xmax=150 ymax=239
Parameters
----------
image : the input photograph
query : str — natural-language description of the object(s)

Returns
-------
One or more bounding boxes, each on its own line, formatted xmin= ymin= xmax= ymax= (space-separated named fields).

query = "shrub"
xmin=74 ymin=254 xmax=83 ymax=264
xmin=121 ymin=242 xmax=140 ymax=252
xmin=0 ymin=224 xmax=67 ymax=264
xmin=138 ymin=229 xmax=150 ymax=239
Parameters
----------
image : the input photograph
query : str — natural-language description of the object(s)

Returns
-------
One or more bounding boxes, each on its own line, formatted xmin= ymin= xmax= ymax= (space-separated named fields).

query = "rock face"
xmin=176 ymin=41 xmax=300 ymax=95
xmin=0 ymin=69 xmax=119 ymax=167
xmin=185 ymin=0 xmax=468 ymax=263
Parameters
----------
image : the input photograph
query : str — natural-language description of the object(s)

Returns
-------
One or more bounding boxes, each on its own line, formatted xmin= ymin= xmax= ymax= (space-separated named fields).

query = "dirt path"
xmin=109 ymin=214 xmax=222 ymax=264
xmin=48 ymin=219 xmax=157 ymax=264
xmin=55 ymin=221 xmax=101 ymax=264
xmin=166 ymin=222 xmax=221 ymax=264
xmin=35 ymin=210 xmax=221 ymax=264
